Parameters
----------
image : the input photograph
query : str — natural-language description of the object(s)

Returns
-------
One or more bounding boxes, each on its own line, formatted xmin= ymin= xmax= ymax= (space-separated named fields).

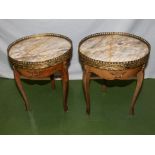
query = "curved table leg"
xmin=61 ymin=63 xmax=69 ymax=112
xmin=129 ymin=69 xmax=144 ymax=115
xmin=83 ymin=65 xmax=91 ymax=114
xmin=13 ymin=68 xmax=30 ymax=111
xmin=50 ymin=74 xmax=55 ymax=90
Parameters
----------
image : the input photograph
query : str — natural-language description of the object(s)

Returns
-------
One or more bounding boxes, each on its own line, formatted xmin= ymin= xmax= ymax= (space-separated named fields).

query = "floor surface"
xmin=0 ymin=78 xmax=155 ymax=135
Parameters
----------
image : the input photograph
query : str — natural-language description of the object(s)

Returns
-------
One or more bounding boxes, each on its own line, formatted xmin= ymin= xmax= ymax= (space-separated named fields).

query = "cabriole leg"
xmin=129 ymin=70 xmax=144 ymax=115
xmin=83 ymin=65 xmax=91 ymax=114
xmin=13 ymin=68 xmax=30 ymax=111
xmin=61 ymin=63 xmax=69 ymax=112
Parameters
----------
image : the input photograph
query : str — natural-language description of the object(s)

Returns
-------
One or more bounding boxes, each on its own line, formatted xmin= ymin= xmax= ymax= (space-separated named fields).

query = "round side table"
xmin=78 ymin=32 xmax=150 ymax=115
xmin=8 ymin=33 xmax=72 ymax=111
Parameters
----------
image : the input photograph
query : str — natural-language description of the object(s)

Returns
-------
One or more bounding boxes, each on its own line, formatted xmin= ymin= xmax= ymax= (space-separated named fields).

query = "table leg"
xmin=13 ymin=68 xmax=30 ymax=111
xmin=50 ymin=74 xmax=55 ymax=90
xmin=83 ymin=66 xmax=91 ymax=114
xmin=61 ymin=63 xmax=69 ymax=112
xmin=129 ymin=69 xmax=144 ymax=115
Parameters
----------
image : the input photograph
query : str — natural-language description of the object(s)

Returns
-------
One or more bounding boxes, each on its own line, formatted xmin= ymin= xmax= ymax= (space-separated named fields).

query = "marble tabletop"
xmin=9 ymin=35 xmax=71 ymax=62
xmin=80 ymin=34 xmax=149 ymax=62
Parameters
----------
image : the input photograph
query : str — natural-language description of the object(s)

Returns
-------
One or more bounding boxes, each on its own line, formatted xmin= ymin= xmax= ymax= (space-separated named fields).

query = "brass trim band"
xmin=8 ymin=33 xmax=72 ymax=69
xmin=78 ymin=32 xmax=151 ymax=71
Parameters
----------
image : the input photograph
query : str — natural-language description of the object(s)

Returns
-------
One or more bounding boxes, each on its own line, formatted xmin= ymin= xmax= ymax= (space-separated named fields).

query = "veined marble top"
xmin=80 ymin=35 xmax=149 ymax=62
xmin=9 ymin=35 xmax=71 ymax=62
